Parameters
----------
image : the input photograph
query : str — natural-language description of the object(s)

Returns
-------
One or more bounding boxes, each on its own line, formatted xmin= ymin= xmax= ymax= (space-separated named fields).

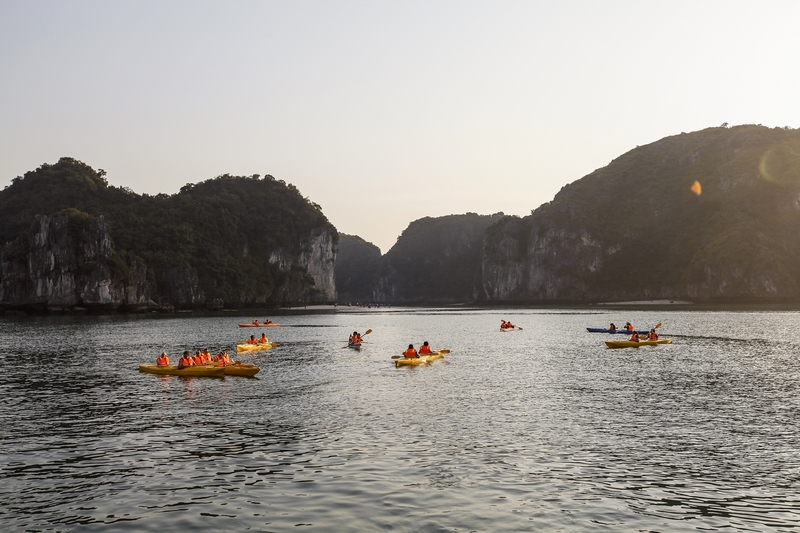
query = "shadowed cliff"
xmin=371 ymin=213 xmax=505 ymax=303
xmin=480 ymin=125 xmax=800 ymax=302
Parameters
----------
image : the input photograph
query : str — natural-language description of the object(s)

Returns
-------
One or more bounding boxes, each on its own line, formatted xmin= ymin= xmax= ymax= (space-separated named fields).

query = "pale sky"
xmin=2 ymin=1 xmax=799 ymax=253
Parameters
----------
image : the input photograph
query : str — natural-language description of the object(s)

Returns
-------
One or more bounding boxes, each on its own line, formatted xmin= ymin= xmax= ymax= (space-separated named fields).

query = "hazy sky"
xmin=2 ymin=1 xmax=799 ymax=252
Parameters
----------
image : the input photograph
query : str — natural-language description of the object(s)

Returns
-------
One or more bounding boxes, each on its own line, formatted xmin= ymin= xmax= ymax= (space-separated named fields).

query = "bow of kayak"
xmin=605 ymin=339 xmax=673 ymax=349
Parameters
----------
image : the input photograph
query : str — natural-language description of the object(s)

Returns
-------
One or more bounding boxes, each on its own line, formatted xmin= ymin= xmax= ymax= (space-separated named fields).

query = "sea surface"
xmin=1 ymin=308 xmax=799 ymax=532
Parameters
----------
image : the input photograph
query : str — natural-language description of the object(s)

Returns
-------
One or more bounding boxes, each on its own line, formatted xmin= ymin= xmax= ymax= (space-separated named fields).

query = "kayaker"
xmin=648 ymin=329 xmax=658 ymax=340
xmin=259 ymin=333 xmax=268 ymax=344
xmin=221 ymin=350 xmax=231 ymax=364
xmin=178 ymin=351 xmax=193 ymax=369
xmin=609 ymin=323 xmax=617 ymax=331
xmin=403 ymin=344 xmax=419 ymax=358
xmin=419 ymin=341 xmax=432 ymax=355
xmin=156 ymin=352 xmax=170 ymax=366
xmin=264 ymin=319 xmax=272 ymax=325
xmin=252 ymin=319 xmax=260 ymax=326
xmin=501 ymin=320 xmax=514 ymax=330
xmin=625 ymin=322 xmax=633 ymax=332
xmin=202 ymin=348 xmax=211 ymax=362
xmin=629 ymin=332 xmax=640 ymax=342
xmin=248 ymin=335 xmax=258 ymax=345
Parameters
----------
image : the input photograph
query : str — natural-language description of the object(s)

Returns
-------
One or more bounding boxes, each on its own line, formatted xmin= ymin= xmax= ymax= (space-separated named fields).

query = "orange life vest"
xmin=419 ymin=345 xmax=432 ymax=354
xmin=648 ymin=332 xmax=658 ymax=340
xmin=248 ymin=338 xmax=257 ymax=345
xmin=259 ymin=336 xmax=267 ymax=343
xmin=157 ymin=355 xmax=169 ymax=366
xmin=630 ymin=333 xmax=639 ymax=341
xmin=404 ymin=348 xmax=418 ymax=358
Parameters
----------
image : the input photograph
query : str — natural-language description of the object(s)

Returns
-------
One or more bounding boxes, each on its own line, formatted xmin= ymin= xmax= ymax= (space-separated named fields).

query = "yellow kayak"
xmin=139 ymin=364 xmax=225 ymax=377
xmin=605 ymin=339 xmax=673 ymax=349
xmin=236 ymin=343 xmax=273 ymax=352
xmin=395 ymin=351 xmax=445 ymax=367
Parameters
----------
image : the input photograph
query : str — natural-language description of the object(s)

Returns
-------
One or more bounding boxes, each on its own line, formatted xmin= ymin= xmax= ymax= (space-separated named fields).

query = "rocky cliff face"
xmin=0 ymin=214 xmax=151 ymax=312
xmin=373 ymin=213 xmax=504 ymax=303
xmin=0 ymin=213 xmax=338 ymax=313
xmin=479 ymin=125 xmax=800 ymax=302
xmin=267 ymin=227 xmax=337 ymax=303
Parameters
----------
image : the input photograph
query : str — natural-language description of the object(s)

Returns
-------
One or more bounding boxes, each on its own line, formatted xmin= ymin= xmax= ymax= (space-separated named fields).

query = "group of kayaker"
xmin=628 ymin=330 xmax=658 ymax=341
xmin=250 ymin=319 xmax=274 ymax=326
xmin=349 ymin=331 xmax=363 ymax=344
xmin=156 ymin=349 xmax=233 ymax=369
xmin=403 ymin=341 xmax=434 ymax=358
xmin=247 ymin=333 xmax=270 ymax=345
xmin=500 ymin=320 xmax=515 ymax=330
xmin=608 ymin=322 xmax=635 ymax=332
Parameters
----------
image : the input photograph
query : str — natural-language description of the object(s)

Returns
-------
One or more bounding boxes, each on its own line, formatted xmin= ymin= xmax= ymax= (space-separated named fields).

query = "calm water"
xmin=1 ymin=308 xmax=799 ymax=532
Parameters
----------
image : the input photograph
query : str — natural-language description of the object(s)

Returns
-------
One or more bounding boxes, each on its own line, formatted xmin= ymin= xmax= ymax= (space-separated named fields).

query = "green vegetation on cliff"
xmin=481 ymin=125 xmax=800 ymax=301
xmin=0 ymin=157 xmax=337 ymax=306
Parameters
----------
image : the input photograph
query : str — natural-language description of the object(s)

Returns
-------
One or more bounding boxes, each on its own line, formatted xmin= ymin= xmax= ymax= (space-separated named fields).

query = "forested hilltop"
xmin=0 ymin=158 xmax=337 ymax=312
xmin=480 ymin=124 xmax=800 ymax=302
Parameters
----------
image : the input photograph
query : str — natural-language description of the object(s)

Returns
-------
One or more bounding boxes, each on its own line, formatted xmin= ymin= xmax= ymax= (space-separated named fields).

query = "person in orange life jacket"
xmin=648 ymin=329 xmax=658 ymax=340
xmin=202 ymin=349 xmax=211 ymax=362
xmin=156 ymin=352 xmax=170 ymax=366
xmin=419 ymin=341 xmax=433 ymax=355
xmin=192 ymin=351 xmax=204 ymax=365
xmin=630 ymin=332 xmax=640 ymax=341
xmin=404 ymin=344 xmax=418 ymax=358
xmin=178 ymin=351 xmax=192 ymax=369
xmin=609 ymin=323 xmax=617 ymax=331
xmin=259 ymin=333 xmax=268 ymax=344
xmin=264 ymin=319 xmax=272 ymax=325
xmin=222 ymin=350 xmax=231 ymax=364
xmin=248 ymin=335 xmax=258 ymax=345
xmin=624 ymin=322 xmax=634 ymax=331
xmin=252 ymin=319 xmax=260 ymax=325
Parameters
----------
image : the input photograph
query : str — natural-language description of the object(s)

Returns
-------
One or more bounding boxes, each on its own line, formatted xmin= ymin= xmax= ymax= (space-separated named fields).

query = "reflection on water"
xmin=1 ymin=310 xmax=800 ymax=531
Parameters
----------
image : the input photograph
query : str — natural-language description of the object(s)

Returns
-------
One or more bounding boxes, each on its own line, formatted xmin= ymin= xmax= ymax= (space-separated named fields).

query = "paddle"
xmin=391 ymin=349 xmax=449 ymax=359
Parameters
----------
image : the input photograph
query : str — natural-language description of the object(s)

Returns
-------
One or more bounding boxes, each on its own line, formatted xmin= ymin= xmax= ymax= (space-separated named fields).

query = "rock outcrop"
xmin=0 ymin=214 xmax=151 ymax=312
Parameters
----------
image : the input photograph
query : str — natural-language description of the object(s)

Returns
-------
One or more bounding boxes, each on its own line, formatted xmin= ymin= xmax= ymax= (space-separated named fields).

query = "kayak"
xmin=238 ymin=323 xmax=279 ymax=327
xmin=348 ymin=342 xmax=362 ymax=351
xmin=395 ymin=351 xmax=445 ymax=367
xmin=605 ymin=339 xmax=673 ymax=349
xmin=208 ymin=363 xmax=260 ymax=377
xmin=236 ymin=343 xmax=272 ymax=352
xmin=139 ymin=364 xmax=225 ymax=377
xmin=500 ymin=327 xmax=517 ymax=332
xmin=588 ymin=328 xmax=650 ymax=334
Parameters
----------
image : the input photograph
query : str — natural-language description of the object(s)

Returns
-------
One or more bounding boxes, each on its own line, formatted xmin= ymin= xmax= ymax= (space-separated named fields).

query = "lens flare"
xmin=760 ymin=140 xmax=800 ymax=185
xmin=690 ymin=180 xmax=702 ymax=195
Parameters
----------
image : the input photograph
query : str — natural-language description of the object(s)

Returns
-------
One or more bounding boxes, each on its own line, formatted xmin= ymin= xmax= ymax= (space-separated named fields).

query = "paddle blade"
xmin=439 ymin=349 xmax=450 ymax=354
xmin=391 ymin=355 xmax=402 ymax=359
xmin=364 ymin=329 xmax=372 ymax=335
xmin=270 ymin=342 xmax=279 ymax=347
xmin=654 ymin=323 xmax=662 ymax=329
